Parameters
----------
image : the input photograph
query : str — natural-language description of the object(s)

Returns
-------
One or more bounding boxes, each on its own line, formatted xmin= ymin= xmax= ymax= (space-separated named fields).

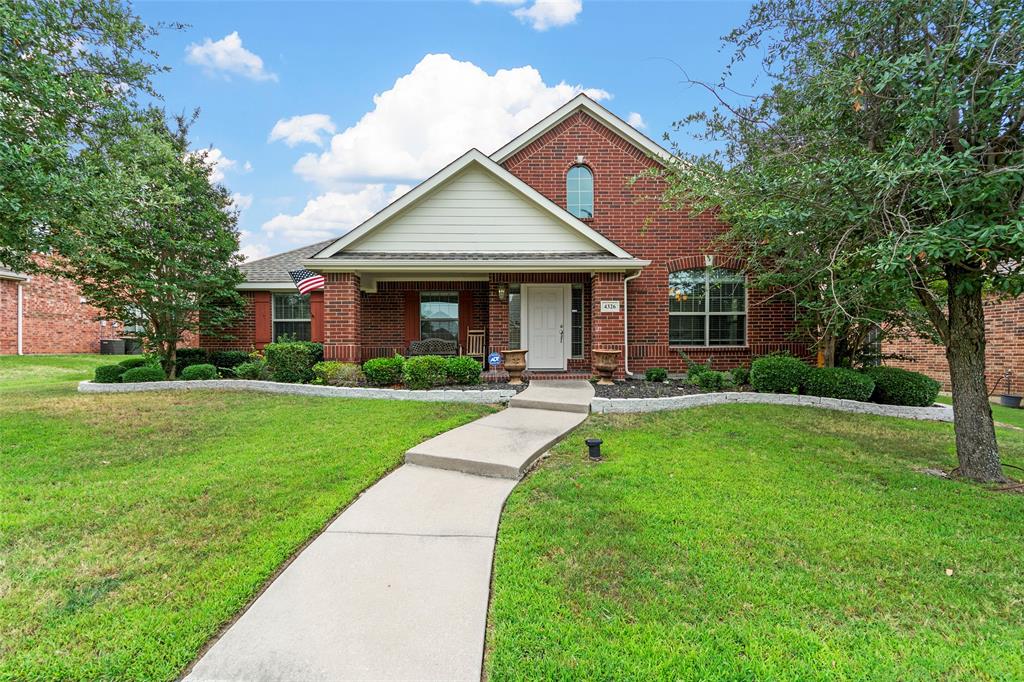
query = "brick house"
xmin=883 ymin=296 xmax=1024 ymax=393
xmin=0 ymin=264 xmax=122 ymax=355
xmin=205 ymin=95 xmax=807 ymax=376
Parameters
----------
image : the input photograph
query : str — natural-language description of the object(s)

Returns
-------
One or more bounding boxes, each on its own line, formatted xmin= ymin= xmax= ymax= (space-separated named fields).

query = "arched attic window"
xmin=566 ymin=165 xmax=594 ymax=219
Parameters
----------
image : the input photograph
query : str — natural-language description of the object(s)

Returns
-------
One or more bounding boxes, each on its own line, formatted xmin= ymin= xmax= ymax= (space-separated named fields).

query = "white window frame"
xmin=668 ymin=269 xmax=748 ymax=348
xmin=272 ymin=292 xmax=312 ymax=342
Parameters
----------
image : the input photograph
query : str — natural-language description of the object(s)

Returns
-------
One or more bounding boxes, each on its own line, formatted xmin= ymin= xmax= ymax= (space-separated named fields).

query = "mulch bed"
xmin=593 ymin=380 xmax=705 ymax=399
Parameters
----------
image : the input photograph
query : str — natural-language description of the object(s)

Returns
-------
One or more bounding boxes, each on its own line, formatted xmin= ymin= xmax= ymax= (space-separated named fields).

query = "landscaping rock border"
xmin=591 ymin=391 xmax=955 ymax=422
xmin=78 ymin=379 xmax=517 ymax=404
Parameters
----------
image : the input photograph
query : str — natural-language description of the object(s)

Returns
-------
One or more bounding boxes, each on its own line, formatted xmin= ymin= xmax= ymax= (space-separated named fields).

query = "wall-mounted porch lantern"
xmin=496 ymin=283 xmax=509 ymax=302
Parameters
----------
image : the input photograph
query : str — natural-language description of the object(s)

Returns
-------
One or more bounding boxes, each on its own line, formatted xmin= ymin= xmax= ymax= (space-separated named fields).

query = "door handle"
xmin=560 ymin=324 xmax=564 ymax=343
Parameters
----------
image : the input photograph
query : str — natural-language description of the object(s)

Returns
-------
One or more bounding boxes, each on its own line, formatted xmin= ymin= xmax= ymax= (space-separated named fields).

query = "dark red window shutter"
xmin=404 ymin=291 xmax=419 ymax=345
xmin=253 ymin=292 xmax=272 ymax=346
xmin=309 ymin=291 xmax=324 ymax=343
xmin=458 ymin=291 xmax=473 ymax=349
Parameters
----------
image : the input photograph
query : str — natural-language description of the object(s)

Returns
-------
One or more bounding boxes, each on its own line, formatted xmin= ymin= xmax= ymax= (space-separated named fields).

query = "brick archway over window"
xmin=665 ymin=255 xmax=744 ymax=272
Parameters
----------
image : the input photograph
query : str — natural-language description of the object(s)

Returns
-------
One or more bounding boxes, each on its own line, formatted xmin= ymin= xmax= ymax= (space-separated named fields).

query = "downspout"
xmin=622 ymin=269 xmax=642 ymax=377
xmin=17 ymin=282 xmax=24 ymax=355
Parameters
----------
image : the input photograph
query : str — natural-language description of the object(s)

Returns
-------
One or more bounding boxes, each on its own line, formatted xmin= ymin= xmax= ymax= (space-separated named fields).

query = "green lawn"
xmin=935 ymin=394 xmax=1024 ymax=430
xmin=487 ymin=406 xmax=1024 ymax=681
xmin=0 ymin=355 xmax=490 ymax=681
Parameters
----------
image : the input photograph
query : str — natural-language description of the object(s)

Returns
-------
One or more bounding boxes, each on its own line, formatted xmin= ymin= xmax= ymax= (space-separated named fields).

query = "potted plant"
xmin=502 ymin=349 xmax=528 ymax=385
xmin=997 ymin=370 xmax=1022 ymax=408
xmin=592 ymin=348 xmax=621 ymax=385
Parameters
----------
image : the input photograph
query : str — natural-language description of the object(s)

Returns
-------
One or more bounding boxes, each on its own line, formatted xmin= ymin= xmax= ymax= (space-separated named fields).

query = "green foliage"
xmin=645 ymin=367 xmax=669 ymax=382
xmin=803 ymin=367 xmax=875 ymax=402
xmin=686 ymin=360 xmax=713 ymax=381
xmin=694 ymin=370 xmax=727 ymax=392
xmin=0 ymin=0 xmax=165 ymax=270
xmin=403 ymin=355 xmax=449 ymax=390
xmin=362 ymin=355 xmax=405 ymax=386
xmin=445 ymin=356 xmax=482 ymax=385
xmin=865 ymin=366 xmax=941 ymax=407
xmin=750 ymin=355 xmax=809 ymax=394
xmin=312 ymin=361 xmax=364 ymax=387
xmin=233 ymin=360 xmax=270 ymax=381
xmin=94 ymin=365 xmax=127 ymax=384
xmin=180 ymin=364 xmax=217 ymax=381
xmin=174 ymin=348 xmax=210 ymax=373
xmin=730 ymin=366 xmax=750 ymax=386
xmin=121 ymin=366 xmax=165 ymax=383
xmin=210 ymin=350 xmax=250 ymax=370
xmin=117 ymin=357 xmax=150 ymax=370
xmin=264 ymin=341 xmax=323 ymax=384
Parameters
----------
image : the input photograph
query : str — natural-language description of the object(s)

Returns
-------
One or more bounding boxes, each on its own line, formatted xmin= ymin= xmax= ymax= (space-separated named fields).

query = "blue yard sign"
xmin=487 ymin=351 xmax=502 ymax=368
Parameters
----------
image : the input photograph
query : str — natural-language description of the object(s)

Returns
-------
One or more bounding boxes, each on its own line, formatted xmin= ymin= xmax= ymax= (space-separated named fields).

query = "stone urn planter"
xmin=592 ymin=349 xmax=621 ymax=385
xmin=502 ymin=349 xmax=528 ymax=385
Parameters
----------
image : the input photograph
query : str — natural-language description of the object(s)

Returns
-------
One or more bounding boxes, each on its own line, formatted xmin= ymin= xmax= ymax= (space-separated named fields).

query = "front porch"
xmin=321 ymin=271 xmax=631 ymax=378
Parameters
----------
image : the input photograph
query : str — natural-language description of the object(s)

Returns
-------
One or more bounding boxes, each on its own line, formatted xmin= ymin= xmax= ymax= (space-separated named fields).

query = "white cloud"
xmin=242 ymin=161 xmax=253 ymax=172
xmin=185 ymin=32 xmax=277 ymax=82
xmin=627 ymin=112 xmax=646 ymax=129
xmin=230 ymin=193 xmax=253 ymax=211
xmin=239 ymin=234 xmax=273 ymax=262
xmin=191 ymin=147 xmax=236 ymax=183
xmin=269 ymin=114 xmax=337 ymax=147
xmin=293 ymin=53 xmax=609 ymax=186
xmin=262 ymin=184 xmax=411 ymax=243
xmin=512 ymin=0 xmax=582 ymax=30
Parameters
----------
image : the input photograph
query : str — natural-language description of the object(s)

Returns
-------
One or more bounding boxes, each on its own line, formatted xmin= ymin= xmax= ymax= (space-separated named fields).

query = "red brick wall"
xmin=883 ymin=296 xmax=1024 ymax=392
xmin=323 ymin=273 xmax=361 ymax=362
xmin=200 ymin=292 xmax=257 ymax=351
xmin=0 ymin=279 xmax=19 ymax=355
xmin=502 ymin=111 xmax=806 ymax=372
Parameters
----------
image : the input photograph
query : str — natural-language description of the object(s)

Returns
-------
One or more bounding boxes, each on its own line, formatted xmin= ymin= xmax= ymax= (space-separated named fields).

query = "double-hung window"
xmin=668 ymin=268 xmax=746 ymax=346
xmin=273 ymin=293 xmax=312 ymax=341
xmin=420 ymin=292 xmax=459 ymax=342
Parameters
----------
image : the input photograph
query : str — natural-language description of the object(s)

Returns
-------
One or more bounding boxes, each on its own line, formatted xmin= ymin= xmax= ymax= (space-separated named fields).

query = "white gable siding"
xmin=346 ymin=166 xmax=604 ymax=253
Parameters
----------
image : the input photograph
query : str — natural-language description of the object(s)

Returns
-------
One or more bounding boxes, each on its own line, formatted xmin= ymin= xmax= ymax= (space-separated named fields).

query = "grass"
xmin=935 ymin=394 xmax=1024 ymax=430
xmin=0 ymin=354 xmax=491 ymax=681
xmin=486 ymin=405 xmax=1024 ymax=681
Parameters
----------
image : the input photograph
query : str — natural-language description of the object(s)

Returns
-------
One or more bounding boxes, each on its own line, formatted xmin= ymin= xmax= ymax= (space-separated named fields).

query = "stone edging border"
xmin=78 ymin=379 xmax=517 ymax=404
xmin=590 ymin=391 xmax=954 ymax=422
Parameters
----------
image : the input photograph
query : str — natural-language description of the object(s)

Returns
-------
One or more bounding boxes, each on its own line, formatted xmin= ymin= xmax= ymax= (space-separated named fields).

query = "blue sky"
xmin=137 ymin=0 xmax=757 ymax=260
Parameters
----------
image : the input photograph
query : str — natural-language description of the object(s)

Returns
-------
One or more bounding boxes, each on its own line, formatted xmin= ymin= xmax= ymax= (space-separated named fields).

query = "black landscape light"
xmin=586 ymin=438 xmax=603 ymax=461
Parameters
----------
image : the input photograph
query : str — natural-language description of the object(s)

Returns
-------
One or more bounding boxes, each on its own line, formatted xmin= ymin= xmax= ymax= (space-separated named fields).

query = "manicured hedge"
xmin=750 ymin=355 xmax=809 ymax=394
xmin=645 ymin=367 xmax=669 ymax=382
xmin=803 ymin=366 xmax=875 ymax=402
xmin=94 ymin=364 xmax=127 ymax=384
xmin=445 ymin=356 xmax=482 ymax=385
xmin=121 ymin=366 xmax=165 ymax=383
xmin=404 ymin=355 xmax=448 ymax=390
xmin=730 ymin=366 xmax=750 ymax=386
xmin=694 ymin=369 xmax=727 ymax=391
xmin=174 ymin=348 xmax=210 ymax=372
xmin=312 ymin=361 xmax=364 ymax=386
xmin=181 ymin=364 xmax=218 ymax=381
xmin=233 ymin=360 xmax=270 ymax=380
xmin=210 ymin=350 xmax=250 ymax=369
xmin=363 ymin=354 xmax=405 ymax=386
xmin=264 ymin=341 xmax=323 ymax=383
xmin=118 ymin=356 xmax=150 ymax=370
xmin=864 ymin=366 xmax=941 ymax=407
xmin=687 ymin=361 xmax=712 ymax=381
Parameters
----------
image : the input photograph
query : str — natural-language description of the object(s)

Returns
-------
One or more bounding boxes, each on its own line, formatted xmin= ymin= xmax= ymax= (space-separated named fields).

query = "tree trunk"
xmin=945 ymin=267 xmax=1005 ymax=483
xmin=163 ymin=341 xmax=178 ymax=380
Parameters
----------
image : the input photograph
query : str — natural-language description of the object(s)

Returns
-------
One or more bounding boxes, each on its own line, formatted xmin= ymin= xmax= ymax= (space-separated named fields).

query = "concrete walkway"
xmin=184 ymin=380 xmax=593 ymax=682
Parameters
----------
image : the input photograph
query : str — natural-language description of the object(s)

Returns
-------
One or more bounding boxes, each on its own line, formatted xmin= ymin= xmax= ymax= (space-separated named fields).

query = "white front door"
xmin=525 ymin=285 xmax=567 ymax=370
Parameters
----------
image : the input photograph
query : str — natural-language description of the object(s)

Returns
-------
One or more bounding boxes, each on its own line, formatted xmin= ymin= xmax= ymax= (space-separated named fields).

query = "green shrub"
xmin=94 ymin=364 xmax=127 ymax=383
xmin=864 ymin=366 xmax=940 ymax=407
xmin=687 ymin=360 xmax=712 ymax=381
xmin=121 ymin=366 xmax=166 ymax=383
xmin=363 ymin=354 xmax=405 ymax=386
xmin=264 ymin=341 xmax=323 ymax=383
xmin=174 ymin=348 xmax=209 ymax=372
xmin=730 ymin=366 xmax=750 ymax=385
xmin=645 ymin=367 xmax=669 ymax=382
xmin=312 ymin=361 xmax=364 ymax=386
xmin=210 ymin=350 xmax=250 ymax=369
xmin=181 ymin=363 xmax=218 ymax=381
xmin=118 ymin=356 xmax=150 ymax=370
xmin=750 ymin=355 xmax=809 ymax=394
xmin=803 ymin=367 xmax=875 ymax=402
xmin=403 ymin=355 xmax=448 ymax=390
xmin=694 ymin=369 xmax=727 ymax=391
xmin=233 ymin=360 xmax=270 ymax=380
xmin=445 ymin=356 xmax=482 ymax=385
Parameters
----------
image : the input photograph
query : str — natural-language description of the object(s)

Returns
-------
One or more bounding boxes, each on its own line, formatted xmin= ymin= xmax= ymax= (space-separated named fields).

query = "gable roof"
xmin=490 ymin=93 xmax=674 ymax=165
xmin=238 ymin=239 xmax=334 ymax=285
xmin=313 ymin=149 xmax=634 ymax=260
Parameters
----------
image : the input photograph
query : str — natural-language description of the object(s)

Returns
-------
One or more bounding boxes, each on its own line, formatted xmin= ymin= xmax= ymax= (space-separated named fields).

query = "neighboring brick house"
xmin=0 ymin=264 xmax=122 ymax=355
xmin=203 ymin=95 xmax=807 ymax=377
xmin=883 ymin=296 xmax=1024 ymax=393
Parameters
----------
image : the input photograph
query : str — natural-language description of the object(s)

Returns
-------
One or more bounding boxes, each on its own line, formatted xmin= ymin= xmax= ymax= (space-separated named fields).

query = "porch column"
xmin=323 ymin=272 xmax=361 ymax=362
xmin=487 ymin=279 xmax=509 ymax=354
xmin=591 ymin=272 xmax=626 ymax=378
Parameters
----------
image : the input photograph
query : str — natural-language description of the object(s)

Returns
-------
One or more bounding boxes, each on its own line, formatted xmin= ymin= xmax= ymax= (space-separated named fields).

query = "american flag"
xmin=289 ymin=269 xmax=326 ymax=294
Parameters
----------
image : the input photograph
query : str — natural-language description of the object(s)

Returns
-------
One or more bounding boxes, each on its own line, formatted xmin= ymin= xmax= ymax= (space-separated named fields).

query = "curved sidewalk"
xmin=184 ymin=380 xmax=593 ymax=682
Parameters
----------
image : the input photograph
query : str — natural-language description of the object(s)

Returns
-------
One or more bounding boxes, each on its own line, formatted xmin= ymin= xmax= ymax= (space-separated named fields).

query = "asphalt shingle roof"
xmin=238 ymin=240 xmax=334 ymax=282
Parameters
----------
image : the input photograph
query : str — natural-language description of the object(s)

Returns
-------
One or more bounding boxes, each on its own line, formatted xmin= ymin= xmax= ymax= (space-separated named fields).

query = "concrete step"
xmin=507 ymin=379 xmax=594 ymax=414
xmin=405 ymin=407 xmax=587 ymax=479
